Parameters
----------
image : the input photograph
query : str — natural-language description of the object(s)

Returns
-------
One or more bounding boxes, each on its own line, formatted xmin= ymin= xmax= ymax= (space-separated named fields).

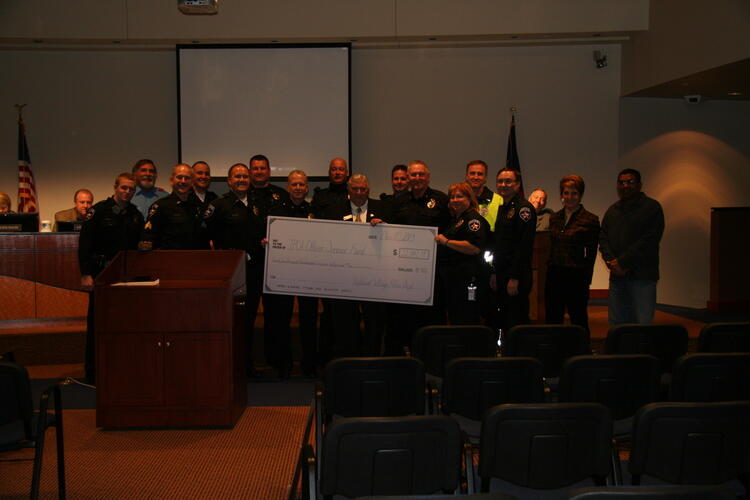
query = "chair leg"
xmin=30 ymin=418 xmax=47 ymax=500
xmin=464 ymin=441 xmax=476 ymax=494
xmin=54 ymin=385 xmax=66 ymax=499
xmin=610 ymin=439 xmax=622 ymax=486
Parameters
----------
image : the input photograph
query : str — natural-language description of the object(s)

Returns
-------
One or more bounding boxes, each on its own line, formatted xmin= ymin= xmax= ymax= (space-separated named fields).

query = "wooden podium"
xmin=94 ymin=250 xmax=247 ymax=428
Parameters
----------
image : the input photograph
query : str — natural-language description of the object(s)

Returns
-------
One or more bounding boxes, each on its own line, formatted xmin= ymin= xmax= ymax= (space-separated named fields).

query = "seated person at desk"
xmin=54 ymin=189 xmax=93 ymax=231
xmin=0 ymin=192 xmax=12 ymax=213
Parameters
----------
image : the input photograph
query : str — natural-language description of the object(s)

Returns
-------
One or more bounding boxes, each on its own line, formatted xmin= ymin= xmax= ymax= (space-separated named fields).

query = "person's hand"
xmin=489 ymin=273 xmax=497 ymax=292
xmin=435 ymin=234 xmax=448 ymax=246
xmin=607 ymin=259 xmax=627 ymax=277
xmin=261 ymin=238 xmax=268 ymax=247
xmin=370 ymin=218 xmax=384 ymax=226
xmin=81 ymin=275 xmax=94 ymax=289
xmin=507 ymin=278 xmax=519 ymax=296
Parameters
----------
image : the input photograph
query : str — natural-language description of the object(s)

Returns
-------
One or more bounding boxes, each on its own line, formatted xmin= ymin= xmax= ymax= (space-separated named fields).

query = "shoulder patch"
xmin=203 ymin=205 xmax=215 ymax=219
xmin=519 ymin=206 xmax=532 ymax=222
xmin=468 ymin=219 xmax=481 ymax=231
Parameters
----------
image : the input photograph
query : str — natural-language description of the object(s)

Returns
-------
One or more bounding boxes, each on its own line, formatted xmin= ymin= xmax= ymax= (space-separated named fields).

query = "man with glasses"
xmin=491 ymin=167 xmax=536 ymax=336
xmin=599 ymin=168 xmax=664 ymax=324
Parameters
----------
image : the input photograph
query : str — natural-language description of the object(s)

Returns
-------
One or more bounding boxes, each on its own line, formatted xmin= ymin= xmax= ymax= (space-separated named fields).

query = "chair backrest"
xmin=323 ymin=357 xmax=425 ymax=420
xmin=479 ymin=403 xmax=612 ymax=489
xmin=559 ymin=354 xmax=661 ymax=421
xmin=604 ymin=323 xmax=688 ymax=372
xmin=0 ymin=361 xmax=33 ymax=437
xmin=502 ymin=325 xmax=589 ymax=378
xmin=698 ymin=322 xmax=750 ymax=353
xmin=669 ymin=352 xmax=750 ymax=402
xmin=629 ymin=401 xmax=750 ymax=486
xmin=442 ymin=357 xmax=545 ymax=420
xmin=565 ymin=485 xmax=737 ymax=499
xmin=321 ymin=415 xmax=462 ymax=498
xmin=412 ymin=325 xmax=496 ymax=378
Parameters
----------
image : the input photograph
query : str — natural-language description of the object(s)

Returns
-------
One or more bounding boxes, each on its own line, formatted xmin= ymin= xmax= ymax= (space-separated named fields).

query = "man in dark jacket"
xmin=599 ymin=168 xmax=664 ymax=325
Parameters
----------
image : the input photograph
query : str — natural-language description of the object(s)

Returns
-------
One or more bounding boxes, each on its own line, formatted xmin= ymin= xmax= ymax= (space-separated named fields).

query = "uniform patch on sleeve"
xmin=426 ymin=199 xmax=436 ymax=209
xmin=85 ymin=207 xmax=95 ymax=221
xmin=202 ymin=205 xmax=215 ymax=219
xmin=519 ymin=206 xmax=532 ymax=222
xmin=468 ymin=219 xmax=481 ymax=231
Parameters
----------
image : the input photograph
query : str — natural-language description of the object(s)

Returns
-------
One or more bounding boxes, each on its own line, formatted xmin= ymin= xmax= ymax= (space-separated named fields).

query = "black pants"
xmin=437 ymin=261 xmax=484 ymax=325
xmin=495 ymin=274 xmax=531 ymax=336
xmin=266 ymin=294 xmax=319 ymax=372
xmin=245 ymin=262 xmax=264 ymax=370
xmin=545 ymin=266 xmax=591 ymax=337
xmin=330 ymin=299 xmax=387 ymax=359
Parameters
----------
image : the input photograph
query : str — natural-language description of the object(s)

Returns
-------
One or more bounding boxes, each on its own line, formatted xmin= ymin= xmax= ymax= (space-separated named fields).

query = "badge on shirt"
xmin=272 ymin=193 xmax=280 ymax=201
xmin=426 ymin=198 xmax=436 ymax=209
xmin=202 ymin=205 xmax=214 ymax=219
xmin=148 ymin=204 xmax=158 ymax=218
xmin=506 ymin=207 xmax=515 ymax=219
xmin=144 ymin=221 xmax=152 ymax=230
xmin=468 ymin=219 xmax=481 ymax=231
xmin=519 ymin=207 xmax=532 ymax=222
xmin=253 ymin=206 xmax=260 ymax=216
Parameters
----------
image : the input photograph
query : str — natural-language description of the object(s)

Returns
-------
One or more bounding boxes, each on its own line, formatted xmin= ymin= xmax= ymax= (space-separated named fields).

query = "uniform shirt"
xmin=78 ymin=197 xmax=144 ymax=277
xmin=492 ymin=192 xmax=537 ymax=280
xmin=248 ymin=184 xmax=291 ymax=232
xmin=599 ymin=192 xmax=664 ymax=281
xmin=391 ymin=187 xmax=450 ymax=232
xmin=142 ymin=192 xmax=209 ymax=250
xmin=204 ymin=191 xmax=263 ymax=261
xmin=548 ymin=205 xmax=600 ymax=283
xmin=311 ymin=182 xmax=348 ymax=220
xmin=287 ymin=199 xmax=314 ymax=220
xmin=192 ymin=190 xmax=218 ymax=211
xmin=132 ymin=186 xmax=168 ymax=219
xmin=438 ymin=208 xmax=490 ymax=265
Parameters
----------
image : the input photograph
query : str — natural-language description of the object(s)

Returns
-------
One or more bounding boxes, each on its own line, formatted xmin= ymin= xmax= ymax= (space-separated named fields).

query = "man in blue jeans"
xmin=599 ymin=168 xmax=664 ymax=325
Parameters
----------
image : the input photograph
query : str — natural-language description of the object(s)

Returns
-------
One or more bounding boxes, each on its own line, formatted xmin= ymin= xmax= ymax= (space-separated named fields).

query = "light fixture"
xmin=593 ymin=50 xmax=607 ymax=69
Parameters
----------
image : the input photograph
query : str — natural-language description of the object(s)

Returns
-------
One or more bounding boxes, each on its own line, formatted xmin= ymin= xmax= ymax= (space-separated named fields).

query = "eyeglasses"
xmin=617 ymin=179 xmax=638 ymax=186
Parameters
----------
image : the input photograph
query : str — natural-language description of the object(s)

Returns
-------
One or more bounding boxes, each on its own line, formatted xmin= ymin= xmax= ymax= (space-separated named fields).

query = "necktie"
xmin=355 ymin=207 xmax=363 ymax=222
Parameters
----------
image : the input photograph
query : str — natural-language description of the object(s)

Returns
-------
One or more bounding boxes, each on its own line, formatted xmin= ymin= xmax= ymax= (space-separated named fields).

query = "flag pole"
xmin=14 ymin=103 xmax=26 ymax=121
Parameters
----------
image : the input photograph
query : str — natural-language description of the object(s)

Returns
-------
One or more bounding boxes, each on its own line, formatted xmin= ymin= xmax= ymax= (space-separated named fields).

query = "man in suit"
xmin=54 ymin=188 xmax=93 ymax=231
xmin=327 ymin=174 xmax=388 ymax=358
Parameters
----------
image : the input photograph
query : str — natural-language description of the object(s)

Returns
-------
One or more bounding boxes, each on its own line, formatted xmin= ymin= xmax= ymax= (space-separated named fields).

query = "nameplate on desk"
xmin=264 ymin=216 xmax=437 ymax=305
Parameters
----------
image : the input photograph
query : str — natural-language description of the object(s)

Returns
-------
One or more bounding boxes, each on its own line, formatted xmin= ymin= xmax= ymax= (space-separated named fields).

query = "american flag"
xmin=17 ymin=116 xmax=38 ymax=213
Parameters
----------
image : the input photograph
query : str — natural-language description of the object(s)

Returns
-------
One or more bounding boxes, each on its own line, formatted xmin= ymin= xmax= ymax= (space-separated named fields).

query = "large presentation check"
xmin=264 ymin=216 xmax=437 ymax=305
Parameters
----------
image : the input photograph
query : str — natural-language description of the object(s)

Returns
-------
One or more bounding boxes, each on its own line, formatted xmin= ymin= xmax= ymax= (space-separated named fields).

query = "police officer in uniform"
xmin=388 ymin=160 xmax=450 ymax=353
xmin=272 ymin=170 xmax=319 ymax=377
xmin=191 ymin=161 xmax=218 ymax=210
xmin=245 ymin=154 xmax=294 ymax=378
xmin=491 ymin=167 xmax=537 ymax=336
xmin=141 ymin=164 xmax=209 ymax=250
xmin=435 ymin=183 xmax=491 ymax=325
xmin=204 ymin=163 xmax=263 ymax=376
xmin=78 ymin=172 xmax=144 ymax=383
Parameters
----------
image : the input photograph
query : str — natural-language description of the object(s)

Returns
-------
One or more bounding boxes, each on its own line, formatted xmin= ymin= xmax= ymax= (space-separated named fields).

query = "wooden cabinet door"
xmin=98 ymin=333 xmax=164 ymax=407
xmin=163 ymin=332 xmax=231 ymax=407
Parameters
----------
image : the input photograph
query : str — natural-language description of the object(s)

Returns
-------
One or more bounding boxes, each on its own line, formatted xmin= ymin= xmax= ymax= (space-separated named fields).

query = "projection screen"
xmin=177 ymin=44 xmax=350 ymax=180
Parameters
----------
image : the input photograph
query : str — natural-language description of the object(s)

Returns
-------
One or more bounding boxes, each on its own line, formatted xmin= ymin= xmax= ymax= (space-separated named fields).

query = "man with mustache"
xmin=131 ymin=158 xmax=168 ymax=219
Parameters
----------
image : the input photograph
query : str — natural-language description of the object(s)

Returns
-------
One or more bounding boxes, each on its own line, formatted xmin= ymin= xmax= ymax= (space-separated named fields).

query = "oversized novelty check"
xmin=263 ymin=216 xmax=437 ymax=305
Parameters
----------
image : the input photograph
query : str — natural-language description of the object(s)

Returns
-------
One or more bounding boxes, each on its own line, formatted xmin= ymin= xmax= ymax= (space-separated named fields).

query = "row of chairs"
xmin=309 ymin=400 xmax=750 ymax=499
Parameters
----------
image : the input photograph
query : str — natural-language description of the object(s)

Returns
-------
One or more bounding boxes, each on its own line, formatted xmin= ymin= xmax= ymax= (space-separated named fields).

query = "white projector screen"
xmin=178 ymin=44 xmax=350 ymax=180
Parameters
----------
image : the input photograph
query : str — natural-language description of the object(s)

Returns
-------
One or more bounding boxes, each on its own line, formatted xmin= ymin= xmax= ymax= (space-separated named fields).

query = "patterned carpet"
xmin=1 ymin=406 xmax=312 ymax=499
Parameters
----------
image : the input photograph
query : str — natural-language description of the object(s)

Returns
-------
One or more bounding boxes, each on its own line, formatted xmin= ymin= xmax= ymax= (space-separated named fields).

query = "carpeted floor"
xmin=1 ymin=406 xmax=312 ymax=500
